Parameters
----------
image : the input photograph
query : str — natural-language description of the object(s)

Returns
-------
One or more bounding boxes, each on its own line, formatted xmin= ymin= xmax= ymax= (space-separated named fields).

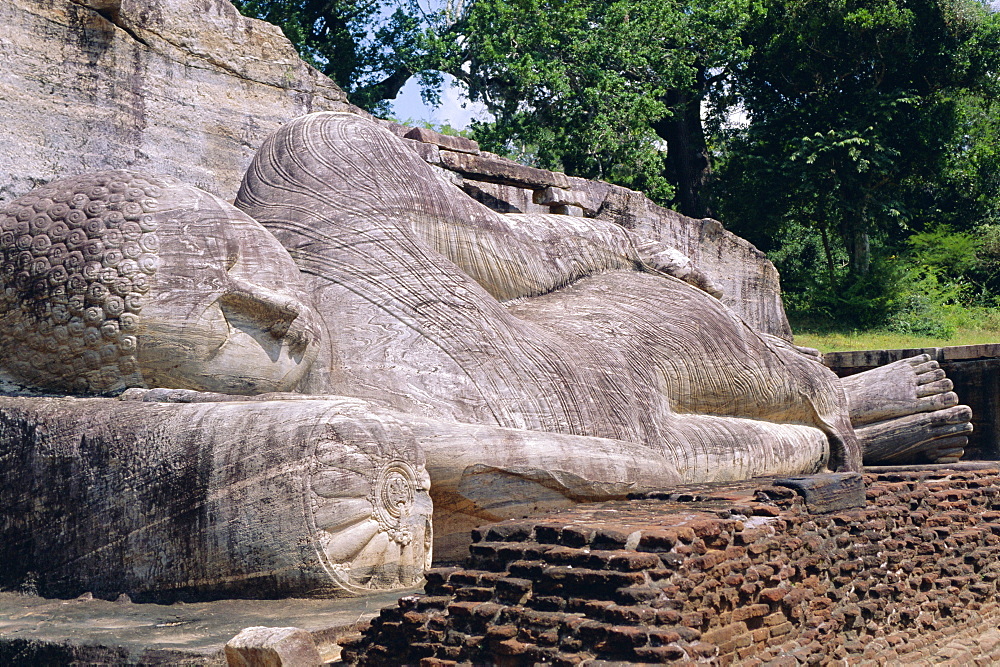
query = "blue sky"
xmin=389 ymin=73 xmax=489 ymax=129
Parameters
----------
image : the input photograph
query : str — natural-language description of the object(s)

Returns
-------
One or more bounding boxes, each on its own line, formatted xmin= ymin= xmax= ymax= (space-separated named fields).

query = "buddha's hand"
xmin=635 ymin=240 xmax=724 ymax=299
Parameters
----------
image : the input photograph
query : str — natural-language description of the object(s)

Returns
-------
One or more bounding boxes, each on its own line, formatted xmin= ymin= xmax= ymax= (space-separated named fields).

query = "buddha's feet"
xmin=841 ymin=354 xmax=959 ymax=426
xmin=838 ymin=354 xmax=972 ymax=465
xmin=856 ymin=404 xmax=972 ymax=465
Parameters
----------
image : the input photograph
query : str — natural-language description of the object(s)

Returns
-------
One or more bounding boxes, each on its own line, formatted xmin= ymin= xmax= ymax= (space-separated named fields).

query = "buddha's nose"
xmin=220 ymin=277 xmax=307 ymax=340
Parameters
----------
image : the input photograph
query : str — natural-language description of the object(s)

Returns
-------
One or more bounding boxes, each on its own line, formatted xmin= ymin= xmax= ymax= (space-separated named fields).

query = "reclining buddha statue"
xmin=0 ymin=112 xmax=972 ymax=600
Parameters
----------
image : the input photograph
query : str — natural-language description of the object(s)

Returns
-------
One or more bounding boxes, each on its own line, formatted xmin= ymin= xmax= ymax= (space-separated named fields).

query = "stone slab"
xmin=823 ymin=343 xmax=1000 ymax=369
xmin=403 ymin=126 xmax=480 ymax=154
xmin=773 ymin=472 xmax=865 ymax=513
xmin=864 ymin=461 xmax=1000 ymax=473
xmin=0 ymin=589 xmax=416 ymax=665
xmin=459 ymin=179 xmax=548 ymax=214
xmin=439 ymin=149 xmax=571 ymax=189
xmin=823 ymin=347 xmax=943 ymax=370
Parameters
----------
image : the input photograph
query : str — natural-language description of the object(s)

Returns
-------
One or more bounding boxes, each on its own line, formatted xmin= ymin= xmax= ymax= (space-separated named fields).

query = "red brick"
xmin=760 ymin=587 xmax=786 ymax=603
xmin=769 ymin=621 xmax=794 ymax=637
xmin=733 ymin=604 xmax=770 ymax=622
xmin=690 ymin=519 xmax=724 ymax=538
xmin=703 ymin=621 xmax=749 ymax=646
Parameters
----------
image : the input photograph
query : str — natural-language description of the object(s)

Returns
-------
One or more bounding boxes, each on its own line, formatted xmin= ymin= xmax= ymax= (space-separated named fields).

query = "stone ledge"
xmin=823 ymin=343 xmax=1000 ymax=370
xmin=403 ymin=126 xmax=480 ymax=154
xmin=438 ymin=150 xmax=572 ymax=189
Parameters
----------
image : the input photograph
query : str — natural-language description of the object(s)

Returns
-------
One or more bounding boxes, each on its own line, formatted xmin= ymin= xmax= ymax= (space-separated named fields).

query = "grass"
xmin=793 ymin=327 xmax=1000 ymax=353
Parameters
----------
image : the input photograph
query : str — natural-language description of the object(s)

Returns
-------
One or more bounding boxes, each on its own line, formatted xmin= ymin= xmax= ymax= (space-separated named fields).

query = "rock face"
xmin=381 ymin=122 xmax=793 ymax=337
xmin=0 ymin=0 xmax=354 ymax=205
xmin=0 ymin=0 xmax=975 ymax=601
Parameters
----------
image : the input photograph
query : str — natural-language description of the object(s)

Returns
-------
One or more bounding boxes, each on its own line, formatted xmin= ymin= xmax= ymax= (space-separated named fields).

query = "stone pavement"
xmin=0 ymin=587 xmax=418 ymax=665
xmin=891 ymin=612 xmax=1000 ymax=667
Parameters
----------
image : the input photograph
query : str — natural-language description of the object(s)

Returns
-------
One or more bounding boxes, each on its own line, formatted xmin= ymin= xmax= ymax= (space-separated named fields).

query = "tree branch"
xmin=354 ymin=66 xmax=415 ymax=101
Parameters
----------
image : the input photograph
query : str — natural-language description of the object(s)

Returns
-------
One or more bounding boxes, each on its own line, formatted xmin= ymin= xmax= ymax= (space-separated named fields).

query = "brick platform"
xmin=342 ymin=465 xmax=1000 ymax=665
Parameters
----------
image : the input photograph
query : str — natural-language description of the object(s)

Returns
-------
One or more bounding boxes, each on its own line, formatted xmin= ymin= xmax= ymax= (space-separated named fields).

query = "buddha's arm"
xmin=411 ymin=204 xmax=722 ymax=302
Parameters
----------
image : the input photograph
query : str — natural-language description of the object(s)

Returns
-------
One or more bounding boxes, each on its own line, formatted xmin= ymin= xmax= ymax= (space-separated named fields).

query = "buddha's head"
xmin=0 ymin=171 xmax=322 ymax=395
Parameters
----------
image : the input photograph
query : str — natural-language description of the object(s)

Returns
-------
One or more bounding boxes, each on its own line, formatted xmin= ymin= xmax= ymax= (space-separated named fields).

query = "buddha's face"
xmin=136 ymin=188 xmax=322 ymax=394
xmin=0 ymin=172 xmax=319 ymax=395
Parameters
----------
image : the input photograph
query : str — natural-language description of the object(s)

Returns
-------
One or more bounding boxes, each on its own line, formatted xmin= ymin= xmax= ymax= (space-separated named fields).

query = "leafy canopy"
xmin=714 ymin=0 xmax=1000 ymax=328
xmin=230 ymin=0 xmax=447 ymax=113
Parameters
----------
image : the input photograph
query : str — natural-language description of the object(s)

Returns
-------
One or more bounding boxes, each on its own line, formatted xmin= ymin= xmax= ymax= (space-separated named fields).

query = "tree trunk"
xmin=843 ymin=225 xmax=871 ymax=277
xmin=653 ymin=82 xmax=713 ymax=219
xmin=819 ymin=222 xmax=836 ymax=286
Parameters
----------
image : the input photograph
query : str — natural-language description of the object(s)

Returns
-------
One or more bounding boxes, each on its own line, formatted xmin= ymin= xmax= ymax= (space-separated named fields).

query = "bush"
xmin=776 ymin=223 xmax=999 ymax=338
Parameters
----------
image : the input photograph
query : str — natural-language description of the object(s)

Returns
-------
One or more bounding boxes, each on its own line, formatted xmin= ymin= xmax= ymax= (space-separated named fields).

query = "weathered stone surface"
xmin=0 ymin=111 xmax=969 ymax=579
xmin=839 ymin=354 xmax=972 ymax=464
xmin=403 ymin=126 xmax=480 ymax=154
xmin=826 ymin=343 xmax=1000 ymax=369
xmin=856 ymin=405 xmax=972 ymax=464
xmin=593 ymin=186 xmax=792 ymax=338
xmin=237 ymin=112 xmax=861 ymax=484
xmin=0 ymin=0 xmax=354 ymax=205
xmin=400 ymin=137 xmax=441 ymax=165
xmin=0 ymin=589 xmax=409 ymax=664
xmin=5 ymin=0 xmax=972 ymax=619
xmin=533 ymin=184 xmax=599 ymax=212
xmin=461 ymin=180 xmax=548 ymax=214
xmin=225 ymin=627 xmax=322 ymax=667
xmin=773 ymin=472 xmax=865 ymax=513
xmin=402 ymin=141 xmax=791 ymax=337
xmin=0 ymin=157 xmax=849 ymax=566
xmin=4 ymin=0 xmax=792 ymax=339
xmin=4 ymin=0 xmax=793 ymax=341
xmin=0 ymin=395 xmax=432 ymax=600
xmin=438 ymin=149 xmax=572 ymax=189
xmin=0 ymin=171 xmax=322 ymax=396
xmin=551 ymin=203 xmax=585 ymax=216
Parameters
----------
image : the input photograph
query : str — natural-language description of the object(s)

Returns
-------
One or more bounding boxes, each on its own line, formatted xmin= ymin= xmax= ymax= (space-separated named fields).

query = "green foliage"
xmin=450 ymin=0 xmax=680 ymax=201
xmin=778 ymin=221 xmax=1000 ymax=339
xmin=975 ymin=223 xmax=1000 ymax=293
xmin=715 ymin=0 xmax=1000 ymax=280
xmin=230 ymin=0 xmax=440 ymax=113
xmin=902 ymin=93 xmax=1000 ymax=236
xmin=446 ymin=0 xmax=762 ymax=208
xmin=794 ymin=323 xmax=1000 ymax=353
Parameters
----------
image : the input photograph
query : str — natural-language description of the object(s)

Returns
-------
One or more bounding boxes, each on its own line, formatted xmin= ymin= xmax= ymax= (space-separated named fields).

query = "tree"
xmin=715 ymin=0 xmax=1000 ymax=284
xmin=447 ymin=0 xmax=757 ymax=215
xmin=229 ymin=0 xmax=452 ymax=113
